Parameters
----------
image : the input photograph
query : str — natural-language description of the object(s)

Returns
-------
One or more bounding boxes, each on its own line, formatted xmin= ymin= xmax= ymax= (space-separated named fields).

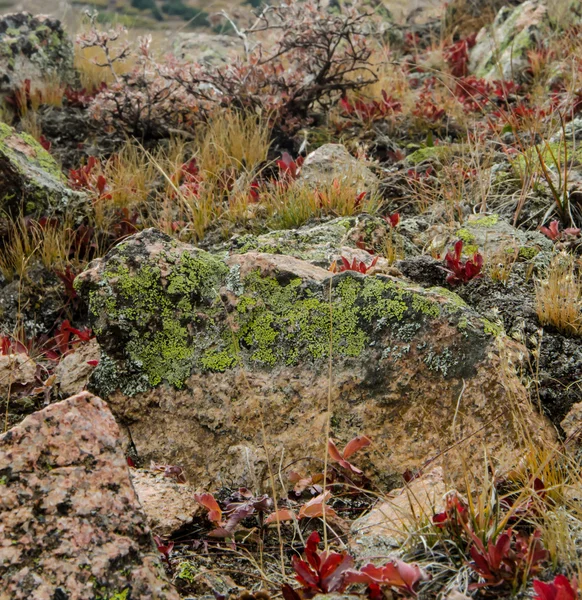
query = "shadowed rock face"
xmin=0 ymin=391 xmax=180 ymax=600
xmin=76 ymin=227 xmax=554 ymax=489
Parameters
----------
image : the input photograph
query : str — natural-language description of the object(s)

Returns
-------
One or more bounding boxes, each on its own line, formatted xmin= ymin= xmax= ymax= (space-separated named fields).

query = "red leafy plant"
xmin=539 ymin=220 xmax=581 ymax=241
xmin=444 ymin=34 xmax=477 ymax=78
xmin=45 ymin=320 xmax=93 ymax=361
xmin=194 ymin=488 xmax=273 ymax=538
xmin=282 ymin=531 xmax=429 ymax=600
xmin=282 ymin=531 xmax=354 ymax=599
xmin=1 ymin=336 xmax=28 ymax=356
xmin=173 ymin=158 xmax=201 ymax=197
xmin=432 ymin=492 xmax=469 ymax=540
xmin=444 ymin=240 xmax=483 ymax=285
xmin=68 ymin=156 xmax=111 ymax=200
xmin=277 ymin=152 xmax=304 ymax=183
xmin=153 ymin=535 xmax=174 ymax=570
xmin=384 ymin=212 xmax=400 ymax=228
xmin=331 ymin=256 xmax=379 ymax=274
xmin=340 ymin=90 xmax=402 ymax=123
xmin=533 ymin=575 xmax=579 ymax=600
xmin=468 ymin=529 xmax=548 ymax=590
xmin=327 ymin=435 xmax=371 ymax=475
xmin=55 ymin=265 xmax=79 ymax=304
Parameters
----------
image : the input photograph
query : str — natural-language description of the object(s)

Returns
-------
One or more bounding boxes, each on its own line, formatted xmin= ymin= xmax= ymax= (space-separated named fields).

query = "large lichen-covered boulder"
xmin=0 ymin=391 xmax=180 ymax=600
xmin=76 ymin=229 xmax=554 ymax=488
xmin=0 ymin=13 xmax=74 ymax=95
xmin=469 ymin=0 xmax=576 ymax=82
xmin=0 ymin=122 xmax=86 ymax=216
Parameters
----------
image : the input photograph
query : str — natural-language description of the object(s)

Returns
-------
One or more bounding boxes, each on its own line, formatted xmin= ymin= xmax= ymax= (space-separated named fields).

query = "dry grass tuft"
xmin=0 ymin=218 xmax=79 ymax=282
xmin=535 ymin=254 xmax=582 ymax=336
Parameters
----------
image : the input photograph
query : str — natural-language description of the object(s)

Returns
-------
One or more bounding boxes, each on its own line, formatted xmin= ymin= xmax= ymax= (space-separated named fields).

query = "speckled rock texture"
xmin=76 ymin=227 xmax=554 ymax=489
xmin=0 ymin=122 xmax=86 ymax=217
xmin=54 ymin=339 xmax=101 ymax=397
xmin=299 ymin=143 xmax=379 ymax=192
xmin=227 ymin=214 xmax=418 ymax=267
xmin=0 ymin=13 xmax=74 ymax=95
xmin=130 ymin=468 xmax=199 ymax=536
xmin=0 ymin=391 xmax=180 ymax=600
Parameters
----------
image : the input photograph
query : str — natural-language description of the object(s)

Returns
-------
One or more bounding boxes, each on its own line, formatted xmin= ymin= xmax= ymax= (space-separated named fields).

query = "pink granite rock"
xmin=0 ymin=391 xmax=180 ymax=600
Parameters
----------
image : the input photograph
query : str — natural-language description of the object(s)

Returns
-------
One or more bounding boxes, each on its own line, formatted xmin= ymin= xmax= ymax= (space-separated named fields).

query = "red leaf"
xmin=194 ymin=492 xmax=222 ymax=524
xmin=265 ymin=508 xmax=296 ymax=524
xmin=342 ymin=435 xmax=371 ymax=459
xmin=533 ymin=575 xmax=578 ymax=600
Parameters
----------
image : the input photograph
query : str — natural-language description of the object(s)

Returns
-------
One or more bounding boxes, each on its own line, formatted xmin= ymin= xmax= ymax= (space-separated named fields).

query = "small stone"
xmin=131 ymin=468 xmax=199 ymax=537
xmin=0 ymin=122 xmax=86 ymax=217
xmin=299 ymin=143 xmax=379 ymax=193
xmin=0 ymin=13 xmax=75 ymax=96
xmin=0 ymin=353 xmax=36 ymax=394
xmin=351 ymin=468 xmax=447 ymax=556
xmin=55 ymin=339 xmax=100 ymax=397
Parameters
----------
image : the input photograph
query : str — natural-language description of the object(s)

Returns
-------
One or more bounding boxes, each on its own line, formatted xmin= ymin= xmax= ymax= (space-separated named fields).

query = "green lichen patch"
xmin=455 ymin=213 xmax=552 ymax=257
xmin=79 ymin=229 xmax=497 ymax=395
xmin=229 ymin=214 xmax=417 ymax=266
xmin=0 ymin=122 xmax=86 ymax=217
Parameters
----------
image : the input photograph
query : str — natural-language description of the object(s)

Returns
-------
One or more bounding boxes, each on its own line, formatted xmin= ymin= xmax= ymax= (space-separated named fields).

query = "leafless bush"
xmin=84 ymin=1 xmax=377 ymax=137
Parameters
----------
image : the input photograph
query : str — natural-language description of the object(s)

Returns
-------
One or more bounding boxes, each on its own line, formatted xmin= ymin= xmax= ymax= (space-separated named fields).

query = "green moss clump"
xmin=89 ymin=248 xmax=228 ymax=388
xmin=518 ymin=246 xmax=539 ymax=260
xmin=482 ymin=319 xmax=504 ymax=337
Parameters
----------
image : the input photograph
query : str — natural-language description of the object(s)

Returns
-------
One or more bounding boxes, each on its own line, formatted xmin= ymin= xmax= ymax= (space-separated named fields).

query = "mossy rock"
xmin=0 ymin=12 xmax=74 ymax=94
xmin=79 ymin=228 xmax=510 ymax=396
xmin=229 ymin=214 xmax=418 ymax=267
xmin=76 ymin=229 xmax=555 ymax=489
xmin=468 ymin=0 xmax=580 ymax=81
xmin=0 ymin=122 xmax=87 ymax=217
xmin=455 ymin=213 xmax=553 ymax=258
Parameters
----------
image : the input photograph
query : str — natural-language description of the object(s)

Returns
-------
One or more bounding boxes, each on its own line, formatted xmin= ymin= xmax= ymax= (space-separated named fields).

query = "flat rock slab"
xmin=0 ymin=391 xmax=179 ymax=600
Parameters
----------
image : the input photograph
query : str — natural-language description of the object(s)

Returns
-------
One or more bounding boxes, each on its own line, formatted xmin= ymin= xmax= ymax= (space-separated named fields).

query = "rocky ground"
xmin=1 ymin=1 xmax=582 ymax=599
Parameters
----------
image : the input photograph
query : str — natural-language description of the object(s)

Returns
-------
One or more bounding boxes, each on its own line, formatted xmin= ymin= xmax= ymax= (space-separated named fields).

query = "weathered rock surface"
xmin=54 ymin=339 xmax=101 ymax=396
xmin=76 ymin=227 xmax=554 ymax=489
xmin=0 ymin=122 xmax=86 ymax=217
xmin=0 ymin=13 xmax=74 ymax=94
xmin=0 ymin=352 xmax=36 ymax=394
xmin=299 ymin=143 xmax=379 ymax=193
xmin=131 ymin=468 xmax=199 ymax=536
xmin=228 ymin=215 xmax=418 ymax=267
xmin=351 ymin=467 xmax=447 ymax=556
xmin=0 ymin=391 xmax=180 ymax=600
xmin=469 ymin=1 xmax=553 ymax=81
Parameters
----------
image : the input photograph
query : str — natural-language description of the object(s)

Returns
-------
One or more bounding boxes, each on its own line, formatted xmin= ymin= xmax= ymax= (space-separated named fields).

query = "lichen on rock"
xmin=77 ymin=227 xmax=496 ymax=396
xmin=0 ymin=13 xmax=74 ymax=95
xmin=0 ymin=121 xmax=86 ymax=217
